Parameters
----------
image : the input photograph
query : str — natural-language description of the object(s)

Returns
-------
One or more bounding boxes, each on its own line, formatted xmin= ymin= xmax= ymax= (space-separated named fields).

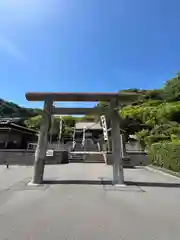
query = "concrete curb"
xmin=114 ymin=184 xmax=127 ymax=187
xmin=27 ymin=181 xmax=41 ymax=187
xmin=145 ymin=166 xmax=180 ymax=180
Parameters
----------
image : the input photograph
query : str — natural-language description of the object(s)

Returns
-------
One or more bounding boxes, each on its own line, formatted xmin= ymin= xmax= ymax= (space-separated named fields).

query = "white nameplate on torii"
xmin=46 ymin=149 xmax=54 ymax=156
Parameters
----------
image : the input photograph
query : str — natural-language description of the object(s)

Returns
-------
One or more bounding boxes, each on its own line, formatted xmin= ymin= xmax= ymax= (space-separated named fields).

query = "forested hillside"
xmin=120 ymin=73 xmax=180 ymax=148
xmin=0 ymin=99 xmax=41 ymax=118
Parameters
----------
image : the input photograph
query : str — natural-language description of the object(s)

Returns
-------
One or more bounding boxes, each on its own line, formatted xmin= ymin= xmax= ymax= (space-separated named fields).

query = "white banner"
xmin=100 ymin=115 xmax=108 ymax=141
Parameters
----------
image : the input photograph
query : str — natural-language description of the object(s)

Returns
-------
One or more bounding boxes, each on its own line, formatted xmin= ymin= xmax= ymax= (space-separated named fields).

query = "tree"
xmin=49 ymin=117 xmax=62 ymax=142
xmin=62 ymin=116 xmax=76 ymax=128
xmin=79 ymin=115 xmax=96 ymax=122
xmin=143 ymin=89 xmax=163 ymax=100
xmin=24 ymin=115 xmax=42 ymax=130
xmin=163 ymin=73 xmax=180 ymax=101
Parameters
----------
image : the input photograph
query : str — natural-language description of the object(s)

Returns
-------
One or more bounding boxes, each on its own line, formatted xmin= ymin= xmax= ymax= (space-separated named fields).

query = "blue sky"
xmin=0 ymin=0 xmax=180 ymax=108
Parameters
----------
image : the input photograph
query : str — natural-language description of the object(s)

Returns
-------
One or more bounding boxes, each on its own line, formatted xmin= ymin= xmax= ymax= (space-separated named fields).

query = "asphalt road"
xmin=0 ymin=164 xmax=180 ymax=240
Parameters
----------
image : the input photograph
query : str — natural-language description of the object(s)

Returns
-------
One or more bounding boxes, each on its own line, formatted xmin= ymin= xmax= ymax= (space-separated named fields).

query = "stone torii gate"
xmin=25 ymin=92 xmax=138 ymax=185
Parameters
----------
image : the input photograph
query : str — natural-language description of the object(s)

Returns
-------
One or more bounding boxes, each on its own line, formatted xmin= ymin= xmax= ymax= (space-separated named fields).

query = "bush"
xmin=148 ymin=142 xmax=180 ymax=172
xmin=145 ymin=135 xmax=170 ymax=146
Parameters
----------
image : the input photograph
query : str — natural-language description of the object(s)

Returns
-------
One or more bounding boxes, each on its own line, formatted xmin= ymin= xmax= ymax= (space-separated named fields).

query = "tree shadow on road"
xmin=43 ymin=179 xmax=113 ymax=185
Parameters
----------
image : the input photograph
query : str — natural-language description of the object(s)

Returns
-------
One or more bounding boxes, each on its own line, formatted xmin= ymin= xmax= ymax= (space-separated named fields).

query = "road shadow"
xmin=125 ymin=181 xmax=180 ymax=188
xmin=43 ymin=179 xmax=113 ymax=185
xmin=43 ymin=179 xmax=180 ymax=188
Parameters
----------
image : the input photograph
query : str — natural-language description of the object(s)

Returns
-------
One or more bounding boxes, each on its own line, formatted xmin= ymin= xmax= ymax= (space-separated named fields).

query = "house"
xmin=0 ymin=118 xmax=38 ymax=149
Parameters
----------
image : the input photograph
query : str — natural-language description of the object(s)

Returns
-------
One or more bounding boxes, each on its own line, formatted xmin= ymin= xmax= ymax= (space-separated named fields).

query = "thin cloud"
xmin=0 ymin=35 xmax=27 ymax=62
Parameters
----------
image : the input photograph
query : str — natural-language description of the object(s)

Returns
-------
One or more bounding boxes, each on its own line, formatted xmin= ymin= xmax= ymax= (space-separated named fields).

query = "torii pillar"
xmin=30 ymin=99 xmax=53 ymax=185
xmin=110 ymin=99 xmax=124 ymax=185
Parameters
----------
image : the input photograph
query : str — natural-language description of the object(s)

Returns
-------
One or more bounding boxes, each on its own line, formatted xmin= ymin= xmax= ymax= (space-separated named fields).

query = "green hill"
xmin=0 ymin=98 xmax=41 ymax=118
xmin=120 ymin=73 xmax=180 ymax=147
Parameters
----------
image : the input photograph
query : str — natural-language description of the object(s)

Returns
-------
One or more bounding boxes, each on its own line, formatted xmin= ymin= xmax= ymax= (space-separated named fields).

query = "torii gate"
xmin=25 ymin=92 xmax=138 ymax=185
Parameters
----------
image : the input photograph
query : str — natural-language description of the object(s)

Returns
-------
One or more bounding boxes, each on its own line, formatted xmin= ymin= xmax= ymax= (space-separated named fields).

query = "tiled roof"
xmin=0 ymin=121 xmax=37 ymax=134
xmin=0 ymin=117 xmax=22 ymax=124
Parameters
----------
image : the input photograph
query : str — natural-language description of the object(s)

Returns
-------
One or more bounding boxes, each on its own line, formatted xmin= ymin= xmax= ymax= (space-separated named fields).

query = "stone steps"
xmin=68 ymin=153 xmax=105 ymax=163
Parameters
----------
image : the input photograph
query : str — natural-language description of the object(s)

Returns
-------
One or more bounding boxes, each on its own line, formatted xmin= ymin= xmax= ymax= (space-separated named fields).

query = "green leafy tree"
xmin=143 ymin=89 xmax=163 ymax=100
xmin=49 ymin=117 xmax=62 ymax=136
xmin=24 ymin=115 xmax=42 ymax=130
xmin=163 ymin=73 xmax=180 ymax=101
xmin=62 ymin=116 xmax=76 ymax=128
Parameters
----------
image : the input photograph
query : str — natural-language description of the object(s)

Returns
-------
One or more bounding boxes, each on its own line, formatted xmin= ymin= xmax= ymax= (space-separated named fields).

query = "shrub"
xmin=148 ymin=142 xmax=180 ymax=172
xmin=170 ymin=134 xmax=180 ymax=144
xmin=145 ymin=135 xmax=170 ymax=146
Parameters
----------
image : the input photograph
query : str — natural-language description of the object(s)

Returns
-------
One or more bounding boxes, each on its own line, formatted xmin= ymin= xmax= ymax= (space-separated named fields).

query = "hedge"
xmin=148 ymin=142 xmax=180 ymax=172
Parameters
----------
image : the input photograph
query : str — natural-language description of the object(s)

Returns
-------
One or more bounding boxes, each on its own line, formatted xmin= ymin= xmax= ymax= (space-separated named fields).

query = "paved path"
xmin=0 ymin=164 xmax=180 ymax=239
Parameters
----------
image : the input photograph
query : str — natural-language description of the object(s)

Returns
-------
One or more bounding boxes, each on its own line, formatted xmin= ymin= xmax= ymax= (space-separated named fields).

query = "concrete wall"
xmin=29 ymin=142 xmax=73 ymax=151
xmin=0 ymin=149 xmax=68 ymax=166
xmin=126 ymin=152 xmax=149 ymax=166
xmin=84 ymin=154 xmax=105 ymax=163
xmin=106 ymin=153 xmax=133 ymax=167
xmin=106 ymin=152 xmax=149 ymax=167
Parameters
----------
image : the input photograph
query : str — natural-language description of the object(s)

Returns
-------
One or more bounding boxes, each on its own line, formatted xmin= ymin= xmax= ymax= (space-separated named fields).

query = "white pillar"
xmin=31 ymin=99 xmax=53 ymax=184
xmin=111 ymin=101 xmax=124 ymax=185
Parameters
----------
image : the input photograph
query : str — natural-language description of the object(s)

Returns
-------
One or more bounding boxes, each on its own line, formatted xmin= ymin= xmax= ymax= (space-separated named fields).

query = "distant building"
xmin=74 ymin=121 xmax=103 ymax=141
xmin=0 ymin=118 xmax=38 ymax=149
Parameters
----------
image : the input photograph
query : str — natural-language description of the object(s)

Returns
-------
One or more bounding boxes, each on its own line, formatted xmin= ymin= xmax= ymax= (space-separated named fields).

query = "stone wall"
xmin=106 ymin=152 xmax=149 ymax=167
xmin=84 ymin=153 xmax=105 ymax=163
xmin=127 ymin=152 xmax=149 ymax=166
xmin=0 ymin=149 xmax=68 ymax=166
